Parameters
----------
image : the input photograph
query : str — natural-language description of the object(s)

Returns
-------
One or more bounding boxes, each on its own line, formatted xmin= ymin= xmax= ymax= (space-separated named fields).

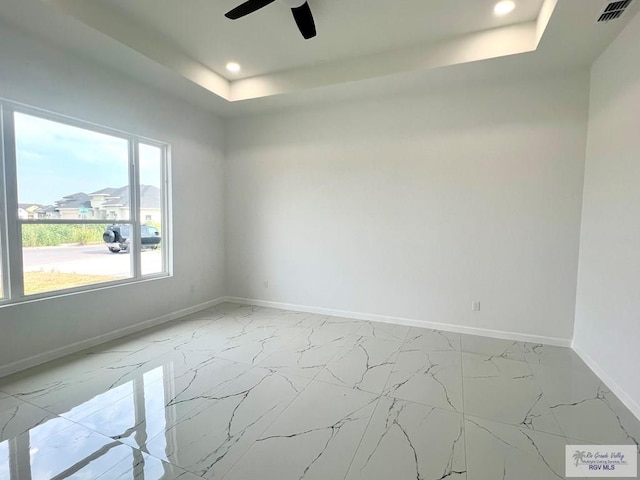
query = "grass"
xmin=24 ymin=271 xmax=123 ymax=295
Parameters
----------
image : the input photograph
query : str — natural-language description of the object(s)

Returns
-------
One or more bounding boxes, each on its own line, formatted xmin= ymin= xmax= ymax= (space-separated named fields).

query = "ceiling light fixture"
xmin=226 ymin=62 xmax=241 ymax=73
xmin=494 ymin=0 xmax=516 ymax=15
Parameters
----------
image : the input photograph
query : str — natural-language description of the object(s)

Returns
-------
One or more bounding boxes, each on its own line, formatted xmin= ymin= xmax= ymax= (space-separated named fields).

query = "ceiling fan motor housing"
xmin=226 ymin=0 xmax=316 ymax=39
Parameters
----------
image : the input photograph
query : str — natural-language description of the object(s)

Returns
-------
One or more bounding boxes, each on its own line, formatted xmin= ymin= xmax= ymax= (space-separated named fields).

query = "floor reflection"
xmin=0 ymin=365 xmax=171 ymax=479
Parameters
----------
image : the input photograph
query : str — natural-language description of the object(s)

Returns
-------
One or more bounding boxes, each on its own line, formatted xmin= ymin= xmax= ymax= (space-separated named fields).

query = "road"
xmin=23 ymin=244 xmax=162 ymax=276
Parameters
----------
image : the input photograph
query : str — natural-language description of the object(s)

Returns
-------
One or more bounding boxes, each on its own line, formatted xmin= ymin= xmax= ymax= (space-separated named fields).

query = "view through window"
xmin=139 ymin=143 xmax=165 ymax=276
xmin=0 ymin=104 xmax=170 ymax=301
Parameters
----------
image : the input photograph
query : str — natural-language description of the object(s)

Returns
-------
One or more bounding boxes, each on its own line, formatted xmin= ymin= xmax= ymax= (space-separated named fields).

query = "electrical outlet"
xmin=264 ymin=280 xmax=269 ymax=289
xmin=472 ymin=300 xmax=481 ymax=312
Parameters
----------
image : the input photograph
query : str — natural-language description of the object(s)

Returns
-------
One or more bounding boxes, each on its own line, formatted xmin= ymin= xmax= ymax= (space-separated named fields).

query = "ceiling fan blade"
xmin=225 ymin=0 xmax=276 ymax=19
xmin=291 ymin=2 xmax=316 ymax=39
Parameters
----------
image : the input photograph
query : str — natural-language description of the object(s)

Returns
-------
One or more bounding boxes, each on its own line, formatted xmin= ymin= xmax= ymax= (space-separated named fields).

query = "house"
xmin=52 ymin=192 xmax=92 ymax=220
xmin=1 ymin=1 xmax=639 ymax=478
xmin=51 ymin=185 xmax=162 ymax=221
xmin=17 ymin=203 xmax=43 ymax=220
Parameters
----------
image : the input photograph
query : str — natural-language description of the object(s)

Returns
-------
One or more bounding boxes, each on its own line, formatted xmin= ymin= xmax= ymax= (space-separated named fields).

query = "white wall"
xmin=0 ymin=23 xmax=226 ymax=373
xmin=226 ymin=72 xmax=589 ymax=343
xmin=573 ymin=10 xmax=640 ymax=416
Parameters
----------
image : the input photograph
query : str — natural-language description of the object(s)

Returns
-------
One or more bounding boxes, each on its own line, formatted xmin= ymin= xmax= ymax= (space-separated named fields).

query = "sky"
xmin=15 ymin=112 xmax=162 ymax=205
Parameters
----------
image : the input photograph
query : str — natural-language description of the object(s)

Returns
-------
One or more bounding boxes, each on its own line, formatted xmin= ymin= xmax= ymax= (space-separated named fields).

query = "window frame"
xmin=0 ymin=104 xmax=10 ymax=301
xmin=0 ymin=99 xmax=172 ymax=305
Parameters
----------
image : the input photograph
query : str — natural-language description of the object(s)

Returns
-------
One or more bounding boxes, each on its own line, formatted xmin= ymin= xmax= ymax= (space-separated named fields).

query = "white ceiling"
xmin=98 ymin=0 xmax=545 ymax=79
xmin=0 ymin=0 xmax=638 ymax=114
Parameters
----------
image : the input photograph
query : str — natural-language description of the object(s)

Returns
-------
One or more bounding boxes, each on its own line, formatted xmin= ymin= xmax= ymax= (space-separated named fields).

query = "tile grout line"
xmin=460 ymin=340 xmax=574 ymax=441
xmin=516 ymin=341 xmax=573 ymax=443
xmin=212 ymin=374 xmax=311 ymax=480
xmin=146 ymin=310 xmax=326 ymax=477
xmin=460 ymin=331 xmax=469 ymax=478
xmin=123 ymin=308 xmax=323 ymax=478
xmin=340 ymin=324 xmax=413 ymax=480
xmin=217 ymin=314 xmax=365 ymax=480
xmin=340 ymin=395 xmax=384 ymax=480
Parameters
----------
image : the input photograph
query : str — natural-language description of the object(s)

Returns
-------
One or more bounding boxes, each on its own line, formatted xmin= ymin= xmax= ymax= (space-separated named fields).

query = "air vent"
xmin=598 ymin=0 xmax=633 ymax=22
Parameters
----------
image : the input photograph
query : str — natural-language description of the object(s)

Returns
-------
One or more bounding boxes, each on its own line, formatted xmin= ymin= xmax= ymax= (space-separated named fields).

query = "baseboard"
xmin=0 ymin=297 xmax=228 ymax=379
xmin=223 ymin=296 xmax=572 ymax=347
xmin=572 ymin=344 xmax=640 ymax=422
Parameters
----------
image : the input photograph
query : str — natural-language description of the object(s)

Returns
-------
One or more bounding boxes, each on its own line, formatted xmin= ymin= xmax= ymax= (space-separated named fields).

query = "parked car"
xmin=103 ymin=224 xmax=161 ymax=253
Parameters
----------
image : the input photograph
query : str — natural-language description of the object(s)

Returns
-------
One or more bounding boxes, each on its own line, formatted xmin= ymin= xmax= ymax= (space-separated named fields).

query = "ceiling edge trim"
xmin=229 ymin=22 xmax=539 ymax=101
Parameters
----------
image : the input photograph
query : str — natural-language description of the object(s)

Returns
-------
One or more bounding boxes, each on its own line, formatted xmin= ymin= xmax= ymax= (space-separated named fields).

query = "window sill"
xmin=0 ymin=273 xmax=172 ymax=309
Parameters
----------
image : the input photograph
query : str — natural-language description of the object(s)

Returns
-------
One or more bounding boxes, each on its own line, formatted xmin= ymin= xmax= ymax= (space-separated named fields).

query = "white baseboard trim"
xmin=223 ymin=296 xmax=572 ymax=347
xmin=572 ymin=344 xmax=640 ymax=422
xmin=0 ymin=297 xmax=228 ymax=379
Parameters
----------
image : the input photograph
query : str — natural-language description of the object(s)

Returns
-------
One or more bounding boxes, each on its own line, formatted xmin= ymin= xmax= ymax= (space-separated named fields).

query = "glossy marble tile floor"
xmin=0 ymin=303 xmax=638 ymax=479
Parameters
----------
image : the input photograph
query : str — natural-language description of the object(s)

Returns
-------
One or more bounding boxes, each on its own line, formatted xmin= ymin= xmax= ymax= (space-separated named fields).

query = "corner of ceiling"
xmin=536 ymin=0 xmax=559 ymax=44
xmin=43 ymin=0 xmax=232 ymax=100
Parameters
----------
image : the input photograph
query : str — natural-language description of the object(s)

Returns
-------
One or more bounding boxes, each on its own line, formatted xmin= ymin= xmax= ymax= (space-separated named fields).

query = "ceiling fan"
xmin=225 ymin=0 xmax=317 ymax=40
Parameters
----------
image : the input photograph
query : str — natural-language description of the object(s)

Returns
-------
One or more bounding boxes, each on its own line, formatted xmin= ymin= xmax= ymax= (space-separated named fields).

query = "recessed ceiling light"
xmin=226 ymin=62 xmax=241 ymax=73
xmin=494 ymin=0 xmax=516 ymax=16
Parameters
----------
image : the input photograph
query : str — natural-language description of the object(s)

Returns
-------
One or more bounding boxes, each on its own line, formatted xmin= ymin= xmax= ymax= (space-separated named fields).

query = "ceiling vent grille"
xmin=598 ymin=0 xmax=633 ymax=22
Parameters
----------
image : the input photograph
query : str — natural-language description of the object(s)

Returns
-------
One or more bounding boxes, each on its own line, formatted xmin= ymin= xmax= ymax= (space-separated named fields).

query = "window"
xmin=0 ymin=101 xmax=170 ymax=303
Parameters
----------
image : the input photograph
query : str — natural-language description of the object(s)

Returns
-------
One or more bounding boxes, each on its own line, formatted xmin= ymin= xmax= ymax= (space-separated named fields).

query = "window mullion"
xmin=129 ymin=139 xmax=141 ymax=279
xmin=0 ymin=103 xmax=9 ymax=300
xmin=2 ymin=105 xmax=24 ymax=299
xmin=162 ymin=145 xmax=171 ymax=276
